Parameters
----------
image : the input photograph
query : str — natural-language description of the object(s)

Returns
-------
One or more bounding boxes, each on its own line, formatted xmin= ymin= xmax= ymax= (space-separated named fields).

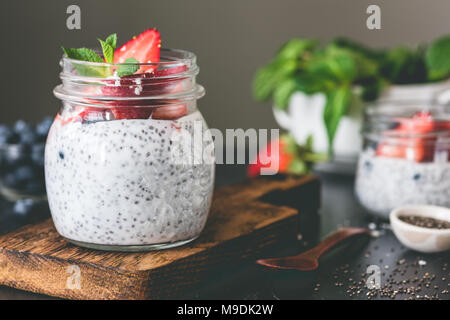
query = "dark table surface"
xmin=0 ymin=164 xmax=449 ymax=300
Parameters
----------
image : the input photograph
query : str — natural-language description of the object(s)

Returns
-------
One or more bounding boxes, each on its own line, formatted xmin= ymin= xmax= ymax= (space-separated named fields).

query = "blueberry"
xmin=2 ymin=172 xmax=20 ymax=188
xmin=31 ymin=144 xmax=45 ymax=166
xmin=413 ymin=173 xmax=421 ymax=181
xmin=13 ymin=120 xmax=32 ymax=134
xmin=36 ymin=116 xmax=53 ymax=137
xmin=59 ymin=151 xmax=65 ymax=160
xmin=20 ymin=130 xmax=36 ymax=144
xmin=15 ymin=165 xmax=35 ymax=182
xmin=364 ymin=160 xmax=373 ymax=172
xmin=3 ymin=144 xmax=27 ymax=164
xmin=13 ymin=198 xmax=35 ymax=216
xmin=0 ymin=125 xmax=12 ymax=145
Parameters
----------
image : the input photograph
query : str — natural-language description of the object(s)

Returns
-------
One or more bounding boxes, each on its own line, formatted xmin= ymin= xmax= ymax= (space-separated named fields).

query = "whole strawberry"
xmin=247 ymin=134 xmax=326 ymax=177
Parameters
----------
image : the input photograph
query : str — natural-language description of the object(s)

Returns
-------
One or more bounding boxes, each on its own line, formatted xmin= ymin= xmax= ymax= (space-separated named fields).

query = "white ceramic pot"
xmin=273 ymin=80 xmax=450 ymax=169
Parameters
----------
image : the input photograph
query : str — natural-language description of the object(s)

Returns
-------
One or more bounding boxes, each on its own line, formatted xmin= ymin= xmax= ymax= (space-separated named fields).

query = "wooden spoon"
xmin=256 ymin=227 xmax=370 ymax=271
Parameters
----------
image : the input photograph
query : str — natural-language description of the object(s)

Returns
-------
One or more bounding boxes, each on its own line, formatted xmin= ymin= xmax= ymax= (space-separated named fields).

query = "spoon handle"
xmin=307 ymin=227 xmax=370 ymax=259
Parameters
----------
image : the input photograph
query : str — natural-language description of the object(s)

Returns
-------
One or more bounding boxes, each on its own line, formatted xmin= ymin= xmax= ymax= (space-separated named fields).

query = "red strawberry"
xmin=376 ymin=112 xmax=448 ymax=163
xmin=376 ymin=137 xmax=434 ymax=162
xmin=152 ymin=104 xmax=187 ymax=120
xmin=114 ymin=28 xmax=161 ymax=73
xmin=395 ymin=111 xmax=435 ymax=133
xmin=101 ymin=65 xmax=188 ymax=98
xmin=247 ymin=136 xmax=294 ymax=177
xmin=110 ymin=107 xmax=153 ymax=120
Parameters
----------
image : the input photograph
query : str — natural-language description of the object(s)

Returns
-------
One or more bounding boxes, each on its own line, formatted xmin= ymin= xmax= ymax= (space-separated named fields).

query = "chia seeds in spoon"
xmin=398 ymin=215 xmax=450 ymax=230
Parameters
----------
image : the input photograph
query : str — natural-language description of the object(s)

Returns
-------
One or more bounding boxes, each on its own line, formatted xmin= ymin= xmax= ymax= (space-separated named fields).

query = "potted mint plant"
xmin=253 ymin=36 xmax=450 ymax=172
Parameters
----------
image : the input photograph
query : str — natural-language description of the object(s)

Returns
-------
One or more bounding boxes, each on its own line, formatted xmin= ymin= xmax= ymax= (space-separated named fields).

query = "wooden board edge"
xmin=0 ymin=248 xmax=149 ymax=300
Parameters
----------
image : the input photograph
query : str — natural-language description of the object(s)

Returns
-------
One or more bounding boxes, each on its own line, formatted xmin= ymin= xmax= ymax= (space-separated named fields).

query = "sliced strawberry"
xmin=395 ymin=111 xmax=435 ymax=133
xmin=376 ymin=137 xmax=434 ymax=162
xmin=152 ymin=105 xmax=187 ymax=120
xmin=110 ymin=107 xmax=153 ymax=120
xmin=376 ymin=111 xmax=449 ymax=163
xmin=376 ymin=143 xmax=405 ymax=159
xmin=114 ymin=28 xmax=161 ymax=73
xmin=101 ymin=65 xmax=188 ymax=98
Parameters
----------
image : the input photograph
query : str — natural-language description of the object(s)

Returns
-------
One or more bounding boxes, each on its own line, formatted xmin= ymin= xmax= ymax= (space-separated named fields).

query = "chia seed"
xmin=45 ymin=111 xmax=215 ymax=246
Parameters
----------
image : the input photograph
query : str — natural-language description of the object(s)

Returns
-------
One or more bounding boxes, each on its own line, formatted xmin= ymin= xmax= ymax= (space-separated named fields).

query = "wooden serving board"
xmin=0 ymin=175 xmax=320 ymax=300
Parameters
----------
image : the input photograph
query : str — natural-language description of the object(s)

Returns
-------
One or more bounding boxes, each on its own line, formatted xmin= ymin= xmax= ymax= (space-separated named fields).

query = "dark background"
xmin=2 ymin=0 xmax=450 ymax=130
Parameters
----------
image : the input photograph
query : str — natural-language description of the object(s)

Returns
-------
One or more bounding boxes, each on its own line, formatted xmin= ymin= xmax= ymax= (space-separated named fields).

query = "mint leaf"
xmin=253 ymin=59 xmax=297 ymax=101
xmin=105 ymin=33 xmax=117 ymax=50
xmin=323 ymin=85 xmax=351 ymax=154
xmin=273 ymin=77 xmax=298 ymax=110
xmin=276 ymin=38 xmax=318 ymax=60
xmin=61 ymin=46 xmax=110 ymax=77
xmin=62 ymin=47 xmax=104 ymax=63
xmin=381 ymin=46 xmax=427 ymax=84
xmin=426 ymin=36 xmax=450 ymax=81
xmin=116 ymin=58 xmax=139 ymax=77
xmin=98 ymin=39 xmax=114 ymax=63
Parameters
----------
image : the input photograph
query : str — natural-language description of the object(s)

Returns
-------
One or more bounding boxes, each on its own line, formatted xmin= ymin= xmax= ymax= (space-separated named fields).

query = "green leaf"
xmin=105 ymin=33 xmax=117 ymax=50
xmin=116 ymin=58 xmax=139 ymax=77
xmin=288 ymin=158 xmax=308 ymax=175
xmin=61 ymin=46 xmax=110 ymax=77
xmin=62 ymin=47 xmax=104 ymax=63
xmin=252 ymin=59 xmax=297 ymax=101
xmin=276 ymin=38 xmax=318 ymax=60
xmin=381 ymin=46 xmax=427 ymax=84
xmin=330 ymin=37 xmax=386 ymax=61
xmin=426 ymin=36 xmax=450 ymax=81
xmin=253 ymin=38 xmax=317 ymax=102
xmin=323 ymin=85 xmax=351 ymax=154
xmin=98 ymin=39 xmax=114 ymax=63
xmin=307 ymin=49 xmax=357 ymax=83
xmin=273 ymin=78 xmax=298 ymax=110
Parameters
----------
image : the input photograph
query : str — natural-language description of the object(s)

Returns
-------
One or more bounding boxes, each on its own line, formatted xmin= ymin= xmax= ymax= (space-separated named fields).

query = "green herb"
xmin=61 ymin=47 xmax=110 ymax=77
xmin=62 ymin=33 xmax=139 ymax=78
xmin=282 ymin=134 xmax=328 ymax=175
xmin=323 ymin=85 xmax=351 ymax=154
xmin=105 ymin=33 xmax=117 ymax=50
xmin=253 ymin=36 xmax=450 ymax=155
xmin=253 ymin=38 xmax=317 ymax=102
xmin=116 ymin=58 xmax=139 ymax=77
xmin=426 ymin=36 xmax=450 ymax=80
xmin=380 ymin=46 xmax=427 ymax=84
xmin=98 ymin=33 xmax=117 ymax=64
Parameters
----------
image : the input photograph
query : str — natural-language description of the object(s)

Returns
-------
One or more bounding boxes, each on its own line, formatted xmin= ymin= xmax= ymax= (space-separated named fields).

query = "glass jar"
xmin=48 ymin=49 xmax=215 ymax=251
xmin=355 ymin=101 xmax=450 ymax=219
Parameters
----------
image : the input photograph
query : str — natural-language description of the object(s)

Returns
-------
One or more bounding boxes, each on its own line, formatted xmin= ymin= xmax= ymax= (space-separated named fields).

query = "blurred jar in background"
xmin=355 ymin=101 xmax=450 ymax=219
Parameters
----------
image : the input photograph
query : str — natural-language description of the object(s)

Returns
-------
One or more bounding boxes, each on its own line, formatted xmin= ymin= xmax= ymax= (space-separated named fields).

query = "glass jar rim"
xmin=363 ymin=100 xmax=450 ymax=141
xmin=54 ymin=47 xmax=205 ymax=107
xmin=61 ymin=48 xmax=197 ymax=71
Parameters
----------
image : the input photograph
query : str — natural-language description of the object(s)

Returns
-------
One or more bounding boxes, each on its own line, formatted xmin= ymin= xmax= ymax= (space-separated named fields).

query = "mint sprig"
xmin=105 ymin=33 xmax=117 ymax=50
xmin=61 ymin=47 xmax=110 ymax=77
xmin=98 ymin=39 xmax=114 ymax=64
xmin=98 ymin=33 xmax=117 ymax=64
xmin=62 ymin=33 xmax=140 ymax=78
xmin=117 ymin=58 xmax=140 ymax=77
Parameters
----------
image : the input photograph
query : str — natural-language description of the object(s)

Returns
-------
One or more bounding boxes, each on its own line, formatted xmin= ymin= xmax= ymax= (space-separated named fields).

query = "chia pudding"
xmin=355 ymin=148 xmax=450 ymax=217
xmin=356 ymin=103 xmax=450 ymax=219
xmin=45 ymin=110 xmax=215 ymax=248
xmin=49 ymin=30 xmax=214 ymax=250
